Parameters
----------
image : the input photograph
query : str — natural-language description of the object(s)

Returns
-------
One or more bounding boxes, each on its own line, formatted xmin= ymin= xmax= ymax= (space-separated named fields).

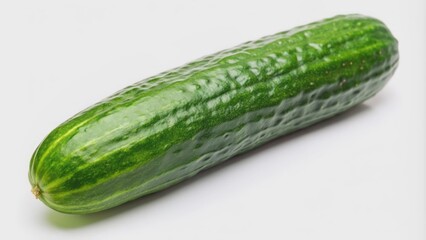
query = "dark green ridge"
xmin=29 ymin=15 xmax=398 ymax=213
xmin=34 ymin=16 xmax=389 ymax=186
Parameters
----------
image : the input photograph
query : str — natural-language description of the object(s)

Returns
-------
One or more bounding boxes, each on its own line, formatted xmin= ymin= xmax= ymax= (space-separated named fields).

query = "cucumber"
xmin=29 ymin=14 xmax=399 ymax=214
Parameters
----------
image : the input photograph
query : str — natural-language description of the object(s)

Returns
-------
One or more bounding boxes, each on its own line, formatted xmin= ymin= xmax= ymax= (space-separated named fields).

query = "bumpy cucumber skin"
xmin=29 ymin=14 xmax=398 ymax=214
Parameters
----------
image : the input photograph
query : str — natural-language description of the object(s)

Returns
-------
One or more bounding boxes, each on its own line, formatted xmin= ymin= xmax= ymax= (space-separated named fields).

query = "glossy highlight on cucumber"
xmin=29 ymin=14 xmax=399 ymax=214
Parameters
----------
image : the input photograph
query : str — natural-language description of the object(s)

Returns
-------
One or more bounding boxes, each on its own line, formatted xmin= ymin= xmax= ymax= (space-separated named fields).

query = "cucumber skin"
xmin=29 ymin=14 xmax=398 ymax=214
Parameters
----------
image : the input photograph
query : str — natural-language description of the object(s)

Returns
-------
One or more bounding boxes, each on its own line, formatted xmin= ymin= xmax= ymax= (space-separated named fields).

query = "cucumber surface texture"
xmin=29 ymin=14 xmax=399 ymax=214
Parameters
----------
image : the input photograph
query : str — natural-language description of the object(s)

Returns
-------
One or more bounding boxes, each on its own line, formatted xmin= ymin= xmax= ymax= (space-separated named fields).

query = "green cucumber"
xmin=29 ymin=14 xmax=399 ymax=214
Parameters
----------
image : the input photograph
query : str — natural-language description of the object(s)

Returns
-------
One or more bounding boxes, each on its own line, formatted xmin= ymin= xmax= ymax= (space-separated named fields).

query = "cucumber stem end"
xmin=32 ymin=185 xmax=41 ymax=199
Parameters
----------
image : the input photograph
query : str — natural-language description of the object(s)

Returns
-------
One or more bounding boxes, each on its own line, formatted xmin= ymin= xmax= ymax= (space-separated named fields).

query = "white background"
xmin=1 ymin=0 xmax=424 ymax=239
